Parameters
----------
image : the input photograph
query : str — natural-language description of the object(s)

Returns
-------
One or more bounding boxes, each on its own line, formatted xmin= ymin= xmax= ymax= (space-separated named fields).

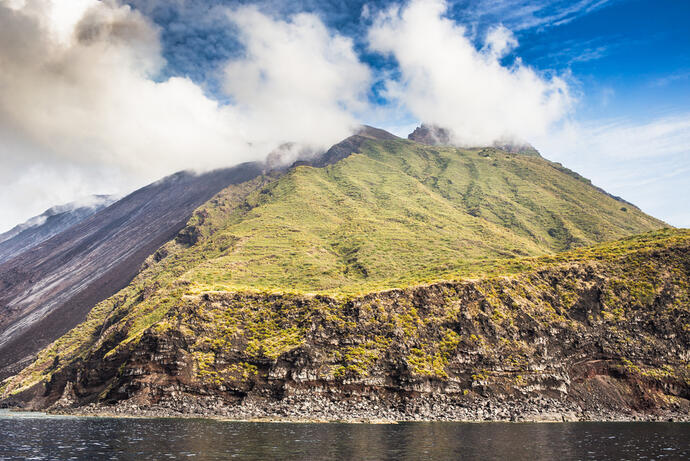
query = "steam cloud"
xmin=0 ymin=0 xmax=369 ymax=230
xmin=0 ymin=0 xmax=574 ymax=230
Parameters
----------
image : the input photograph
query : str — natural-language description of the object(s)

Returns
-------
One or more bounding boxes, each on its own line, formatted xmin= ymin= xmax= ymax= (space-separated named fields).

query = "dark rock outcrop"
xmin=408 ymin=124 xmax=452 ymax=146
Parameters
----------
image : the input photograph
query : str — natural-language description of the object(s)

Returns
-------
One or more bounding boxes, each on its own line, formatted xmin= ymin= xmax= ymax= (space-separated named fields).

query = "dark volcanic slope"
xmin=0 ymin=163 xmax=263 ymax=379
xmin=0 ymin=196 xmax=116 ymax=264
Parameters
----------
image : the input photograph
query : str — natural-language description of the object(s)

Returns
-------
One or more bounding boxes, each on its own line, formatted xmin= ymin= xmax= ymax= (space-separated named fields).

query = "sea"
xmin=0 ymin=410 xmax=688 ymax=460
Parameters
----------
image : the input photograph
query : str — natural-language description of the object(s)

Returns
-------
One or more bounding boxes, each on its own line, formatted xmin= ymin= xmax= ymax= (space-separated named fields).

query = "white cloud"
xmin=650 ymin=70 xmax=690 ymax=88
xmin=223 ymin=6 xmax=370 ymax=158
xmin=536 ymin=115 xmax=690 ymax=160
xmin=1 ymin=0 xmax=684 ymax=234
xmin=0 ymin=0 xmax=370 ymax=231
xmin=460 ymin=0 xmax=615 ymax=31
xmin=368 ymin=0 xmax=573 ymax=146
xmin=483 ymin=24 xmax=517 ymax=59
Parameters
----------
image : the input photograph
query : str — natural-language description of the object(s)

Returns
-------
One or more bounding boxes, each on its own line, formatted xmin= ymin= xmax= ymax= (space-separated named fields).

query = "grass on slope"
xmin=176 ymin=138 xmax=664 ymax=294
xmin=3 ymin=227 xmax=688 ymax=397
xmin=0 ymin=138 xmax=670 ymax=395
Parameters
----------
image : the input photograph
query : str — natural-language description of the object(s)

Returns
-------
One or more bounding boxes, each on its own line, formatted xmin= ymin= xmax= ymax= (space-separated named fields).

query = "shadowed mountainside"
xmin=0 ymin=163 xmax=264 ymax=379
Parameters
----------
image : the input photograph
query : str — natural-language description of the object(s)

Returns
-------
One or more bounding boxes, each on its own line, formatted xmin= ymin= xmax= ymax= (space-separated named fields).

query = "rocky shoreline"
xmin=46 ymin=393 xmax=690 ymax=423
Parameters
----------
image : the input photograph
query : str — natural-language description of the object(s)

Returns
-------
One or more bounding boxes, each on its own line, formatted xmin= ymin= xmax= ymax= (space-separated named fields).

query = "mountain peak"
xmin=306 ymin=126 xmax=398 ymax=168
xmin=354 ymin=125 xmax=399 ymax=141
xmin=407 ymin=124 xmax=541 ymax=157
xmin=407 ymin=124 xmax=452 ymax=145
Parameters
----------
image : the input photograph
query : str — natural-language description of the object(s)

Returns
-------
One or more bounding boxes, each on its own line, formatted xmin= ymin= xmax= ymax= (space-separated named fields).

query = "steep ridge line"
xmin=0 ymin=195 xmax=116 ymax=264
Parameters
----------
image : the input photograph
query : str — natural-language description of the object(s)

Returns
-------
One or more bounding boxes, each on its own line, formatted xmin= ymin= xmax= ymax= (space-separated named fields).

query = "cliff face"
xmin=4 ymin=229 xmax=688 ymax=420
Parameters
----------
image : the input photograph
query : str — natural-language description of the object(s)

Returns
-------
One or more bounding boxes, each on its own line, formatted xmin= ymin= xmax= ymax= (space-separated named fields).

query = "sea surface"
xmin=0 ymin=410 xmax=688 ymax=460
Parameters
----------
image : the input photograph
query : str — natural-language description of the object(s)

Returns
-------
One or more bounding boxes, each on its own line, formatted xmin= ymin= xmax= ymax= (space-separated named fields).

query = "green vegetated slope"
xmin=0 ymin=136 xmax=671 ymax=399
xmin=161 ymin=137 xmax=664 ymax=295
xmin=3 ymin=228 xmax=688 ymax=403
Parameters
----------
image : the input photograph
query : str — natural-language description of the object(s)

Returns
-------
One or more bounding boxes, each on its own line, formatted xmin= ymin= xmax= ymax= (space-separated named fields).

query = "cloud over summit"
xmin=0 ymin=0 xmax=582 ymax=231
xmin=223 ymin=6 xmax=370 ymax=154
xmin=368 ymin=0 xmax=573 ymax=146
xmin=1 ymin=0 xmax=685 ymax=229
xmin=0 ymin=0 xmax=370 ymax=230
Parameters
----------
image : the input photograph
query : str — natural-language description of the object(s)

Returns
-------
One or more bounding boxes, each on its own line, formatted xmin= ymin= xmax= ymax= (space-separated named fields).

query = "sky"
xmin=0 ymin=0 xmax=688 ymax=231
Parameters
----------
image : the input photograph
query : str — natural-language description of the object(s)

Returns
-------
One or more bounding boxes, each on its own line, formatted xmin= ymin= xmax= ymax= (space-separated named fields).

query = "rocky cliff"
xmin=3 ymin=229 xmax=688 ymax=421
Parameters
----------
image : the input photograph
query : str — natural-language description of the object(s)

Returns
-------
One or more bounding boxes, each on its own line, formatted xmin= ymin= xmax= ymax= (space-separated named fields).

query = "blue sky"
xmin=142 ymin=0 xmax=690 ymax=225
xmin=0 ymin=0 xmax=688 ymax=229
xmin=133 ymin=0 xmax=690 ymax=121
xmin=516 ymin=0 xmax=690 ymax=117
